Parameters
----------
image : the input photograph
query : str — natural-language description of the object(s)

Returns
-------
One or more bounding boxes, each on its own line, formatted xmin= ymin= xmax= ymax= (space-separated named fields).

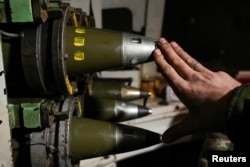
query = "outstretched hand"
xmin=153 ymin=38 xmax=241 ymax=143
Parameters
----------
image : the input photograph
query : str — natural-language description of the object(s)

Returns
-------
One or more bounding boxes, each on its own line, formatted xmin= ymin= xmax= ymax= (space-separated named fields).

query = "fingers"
xmin=170 ymin=41 xmax=208 ymax=73
xmin=154 ymin=48 xmax=186 ymax=88
xmin=161 ymin=117 xmax=190 ymax=143
xmin=162 ymin=124 xmax=185 ymax=144
xmin=161 ymin=115 xmax=202 ymax=143
xmin=155 ymin=38 xmax=195 ymax=79
xmin=155 ymin=38 xmax=210 ymax=77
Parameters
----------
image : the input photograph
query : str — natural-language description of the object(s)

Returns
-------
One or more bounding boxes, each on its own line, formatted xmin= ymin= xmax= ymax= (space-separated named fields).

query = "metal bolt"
xmin=64 ymin=53 xmax=69 ymax=60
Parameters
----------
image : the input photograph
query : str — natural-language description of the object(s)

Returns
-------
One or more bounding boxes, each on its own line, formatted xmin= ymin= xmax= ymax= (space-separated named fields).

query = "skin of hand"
xmin=153 ymin=38 xmax=241 ymax=143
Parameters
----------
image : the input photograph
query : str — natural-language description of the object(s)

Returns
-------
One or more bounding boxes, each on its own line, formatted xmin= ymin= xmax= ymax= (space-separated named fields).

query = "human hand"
xmin=153 ymin=38 xmax=241 ymax=143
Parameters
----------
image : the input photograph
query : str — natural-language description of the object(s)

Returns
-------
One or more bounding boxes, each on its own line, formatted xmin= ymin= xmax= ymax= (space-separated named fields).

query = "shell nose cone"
xmin=138 ymin=106 xmax=152 ymax=117
xmin=140 ymin=90 xmax=152 ymax=98
xmin=123 ymin=33 xmax=157 ymax=66
xmin=145 ymin=130 xmax=162 ymax=146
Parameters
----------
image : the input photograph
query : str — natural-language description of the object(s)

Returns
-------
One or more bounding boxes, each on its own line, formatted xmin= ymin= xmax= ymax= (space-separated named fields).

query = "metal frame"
xmin=0 ymin=33 xmax=13 ymax=166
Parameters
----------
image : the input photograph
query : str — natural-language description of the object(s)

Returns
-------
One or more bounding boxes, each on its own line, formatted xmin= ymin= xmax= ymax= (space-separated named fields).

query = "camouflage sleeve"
xmin=226 ymin=84 xmax=250 ymax=151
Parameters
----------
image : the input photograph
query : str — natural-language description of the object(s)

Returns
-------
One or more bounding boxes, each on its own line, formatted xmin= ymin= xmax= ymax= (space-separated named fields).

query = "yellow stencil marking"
xmin=75 ymin=28 xmax=86 ymax=34
xmin=74 ymin=51 xmax=85 ymax=61
xmin=74 ymin=37 xmax=85 ymax=46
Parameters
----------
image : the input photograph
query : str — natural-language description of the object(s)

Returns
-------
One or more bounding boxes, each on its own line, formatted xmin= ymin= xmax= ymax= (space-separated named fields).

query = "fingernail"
xmin=154 ymin=49 xmax=161 ymax=56
xmin=170 ymin=41 xmax=178 ymax=48
xmin=158 ymin=38 xmax=168 ymax=44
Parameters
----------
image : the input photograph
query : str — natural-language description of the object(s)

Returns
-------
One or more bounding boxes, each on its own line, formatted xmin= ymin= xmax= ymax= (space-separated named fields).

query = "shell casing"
xmin=70 ymin=117 xmax=161 ymax=162
xmin=64 ymin=26 xmax=156 ymax=76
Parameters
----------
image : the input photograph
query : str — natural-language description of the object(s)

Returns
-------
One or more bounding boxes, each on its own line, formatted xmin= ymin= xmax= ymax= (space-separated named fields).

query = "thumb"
xmin=162 ymin=116 xmax=199 ymax=143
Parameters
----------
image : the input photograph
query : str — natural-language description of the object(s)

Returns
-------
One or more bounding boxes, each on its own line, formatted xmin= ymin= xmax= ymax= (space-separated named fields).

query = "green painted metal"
xmin=89 ymin=80 xmax=124 ymax=99
xmin=88 ymin=79 xmax=146 ymax=100
xmin=65 ymin=26 xmax=123 ymax=75
xmin=9 ymin=0 xmax=33 ymax=22
xmin=84 ymin=98 xmax=116 ymax=121
xmin=47 ymin=2 xmax=60 ymax=8
xmin=7 ymin=104 xmax=21 ymax=129
xmin=21 ymin=102 xmax=42 ymax=128
xmin=70 ymin=117 xmax=116 ymax=162
xmin=70 ymin=117 xmax=161 ymax=162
